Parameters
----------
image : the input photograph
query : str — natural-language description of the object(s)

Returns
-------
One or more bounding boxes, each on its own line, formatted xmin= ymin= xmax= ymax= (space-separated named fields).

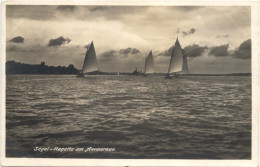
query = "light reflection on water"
xmin=6 ymin=75 xmax=251 ymax=159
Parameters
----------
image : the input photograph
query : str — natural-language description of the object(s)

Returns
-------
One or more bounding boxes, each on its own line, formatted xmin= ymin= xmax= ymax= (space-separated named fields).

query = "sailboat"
xmin=77 ymin=41 xmax=98 ymax=77
xmin=143 ymin=50 xmax=155 ymax=76
xmin=165 ymin=38 xmax=188 ymax=78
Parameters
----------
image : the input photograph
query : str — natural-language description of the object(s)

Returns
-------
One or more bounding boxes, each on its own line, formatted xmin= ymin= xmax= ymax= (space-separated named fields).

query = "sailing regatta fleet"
xmin=78 ymin=38 xmax=188 ymax=78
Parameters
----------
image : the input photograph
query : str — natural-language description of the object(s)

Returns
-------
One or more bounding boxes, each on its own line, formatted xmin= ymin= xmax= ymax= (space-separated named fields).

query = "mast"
xmin=82 ymin=41 xmax=98 ymax=73
xmin=144 ymin=53 xmax=147 ymax=73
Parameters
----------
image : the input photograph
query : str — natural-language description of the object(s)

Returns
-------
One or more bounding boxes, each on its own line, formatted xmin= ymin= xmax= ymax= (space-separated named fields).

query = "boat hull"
xmin=76 ymin=74 xmax=84 ymax=78
xmin=164 ymin=73 xmax=180 ymax=79
xmin=142 ymin=73 xmax=154 ymax=77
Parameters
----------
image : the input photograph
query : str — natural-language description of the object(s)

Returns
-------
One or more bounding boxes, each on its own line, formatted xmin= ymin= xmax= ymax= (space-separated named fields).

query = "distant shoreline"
xmin=6 ymin=60 xmax=251 ymax=76
xmin=6 ymin=73 xmax=251 ymax=76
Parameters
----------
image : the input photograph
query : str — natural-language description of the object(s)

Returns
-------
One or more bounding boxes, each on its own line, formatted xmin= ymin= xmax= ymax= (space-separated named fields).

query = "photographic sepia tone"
xmin=3 ymin=4 xmax=254 ymax=163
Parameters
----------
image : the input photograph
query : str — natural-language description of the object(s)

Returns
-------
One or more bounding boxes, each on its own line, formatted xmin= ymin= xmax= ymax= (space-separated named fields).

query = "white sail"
xmin=82 ymin=41 xmax=98 ymax=73
xmin=144 ymin=51 xmax=155 ymax=74
xmin=179 ymin=54 xmax=189 ymax=74
xmin=168 ymin=38 xmax=184 ymax=74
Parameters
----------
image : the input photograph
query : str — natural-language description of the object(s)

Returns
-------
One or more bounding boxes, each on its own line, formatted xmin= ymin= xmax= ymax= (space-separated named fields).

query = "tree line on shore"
xmin=6 ymin=61 xmax=78 ymax=74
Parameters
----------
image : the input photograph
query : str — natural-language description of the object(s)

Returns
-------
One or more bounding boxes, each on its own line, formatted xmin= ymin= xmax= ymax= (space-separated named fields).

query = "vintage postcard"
xmin=1 ymin=0 xmax=259 ymax=166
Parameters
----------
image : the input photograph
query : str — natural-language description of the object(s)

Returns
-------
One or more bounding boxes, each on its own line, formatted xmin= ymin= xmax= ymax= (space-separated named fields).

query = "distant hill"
xmin=6 ymin=61 xmax=78 ymax=75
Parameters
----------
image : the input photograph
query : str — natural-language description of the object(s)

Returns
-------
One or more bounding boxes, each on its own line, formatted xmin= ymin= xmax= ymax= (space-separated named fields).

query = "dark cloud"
xmin=190 ymin=28 xmax=195 ymax=33
xmin=89 ymin=6 xmax=108 ymax=12
xmin=231 ymin=39 xmax=251 ymax=59
xmin=6 ymin=42 xmax=86 ymax=68
xmin=7 ymin=43 xmax=46 ymax=53
xmin=6 ymin=5 xmax=56 ymax=20
xmin=6 ymin=44 xmax=20 ymax=52
xmin=209 ymin=44 xmax=229 ymax=57
xmin=99 ymin=50 xmax=116 ymax=60
xmin=99 ymin=48 xmax=142 ymax=62
xmin=6 ymin=5 xmax=146 ymax=21
xmin=183 ymin=44 xmax=208 ymax=57
xmin=56 ymin=6 xmax=76 ymax=12
xmin=89 ymin=6 xmax=147 ymax=13
xmin=158 ymin=46 xmax=173 ymax=57
xmin=131 ymin=48 xmax=140 ymax=54
xmin=9 ymin=36 xmax=24 ymax=43
xmin=98 ymin=48 xmax=143 ymax=72
xmin=47 ymin=36 xmax=71 ymax=47
xmin=85 ymin=6 xmax=149 ymax=20
xmin=119 ymin=48 xmax=140 ymax=55
xmin=158 ymin=43 xmax=207 ymax=58
xmin=176 ymin=6 xmax=203 ymax=11
xmin=182 ymin=28 xmax=196 ymax=37
xmin=216 ymin=34 xmax=229 ymax=38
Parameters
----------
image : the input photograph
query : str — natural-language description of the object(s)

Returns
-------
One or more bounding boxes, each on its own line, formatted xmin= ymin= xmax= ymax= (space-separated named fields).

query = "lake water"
xmin=6 ymin=75 xmax=251 ymax=159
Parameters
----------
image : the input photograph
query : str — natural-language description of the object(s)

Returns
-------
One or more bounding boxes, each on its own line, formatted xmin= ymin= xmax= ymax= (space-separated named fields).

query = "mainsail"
xmin=82 ymin=41 xmax=98 ymax=73
xmin=144 ymin=51 xmax=155 ymax=74
xmin=167 ymin=38 xmax=184 ymax=74
xmin=179 ymin=53 xmax=189 ymax=74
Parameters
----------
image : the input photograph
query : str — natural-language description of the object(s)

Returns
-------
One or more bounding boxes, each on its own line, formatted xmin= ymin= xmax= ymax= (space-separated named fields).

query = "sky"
xmin=6 ymin=5 xmax=251 ymax=74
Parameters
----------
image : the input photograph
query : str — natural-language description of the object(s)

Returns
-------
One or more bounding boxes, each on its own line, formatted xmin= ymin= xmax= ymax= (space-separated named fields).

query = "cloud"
xmin=100 ymin=47 xmax=141 ymax=59
xmin=177 ymin=6 xmax=203 ymax=12
xmin=7 ymin=42 xmax=47 ymax=53
xmin=158 ymin=43 xmax=207 ymax=58
xmin=6 ymin=5 xmax=56 ymax=20
xmin=216 ymin=34 xmax=229 ymax=38
xmin=231 ymin=39 xmax=251 ymax=59
xmin=209 ymin=44 xmax=229 ymax=57
xmin=83 ymin=6 xmax=149 ymax=21
xmin=6 ymin=6 xmax=251 ymax=74
xmin=183 ymin=44 xmax=208 ymax=57
xmin=6 ymin=44 xmax=21 ymax=52
xmin=96 ymin=47 xmax=144 ymax=72
xmin=131 ymin=48 xmax=140 ymax=54
xmin=119 ymin=48 xmax=140 ymax=55
xmin=99 ymin=50 xmax=116 ymax=60
xmin=182 ymin=28 xmax=196 ymax=37
xmin=157 ymin=46 xmax=173 ymax=57
xmin=89 ymin=6 xmax=109 ymax=12
xmin=9 ymin=36 xmax=24 ymax=43
xmin=56 ymin=5 xmax=76 ymax=12
xmin=6 ymin=43 xmax=86 ymax=67
xmin=47 ymin=36 xmax=71 ymax=47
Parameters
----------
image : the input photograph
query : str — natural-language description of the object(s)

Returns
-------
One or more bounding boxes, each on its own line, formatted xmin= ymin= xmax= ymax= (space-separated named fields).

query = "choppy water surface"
xmin=6 ymin=75 xmax=251 ymax=159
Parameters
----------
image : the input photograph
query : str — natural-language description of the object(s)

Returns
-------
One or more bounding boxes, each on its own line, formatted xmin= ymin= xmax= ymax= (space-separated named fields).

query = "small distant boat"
xmin=143 ymin=50 xmax=155 ymax=77
xmin=165 ymin=38 xmax=188 ymax=79
xmin=130 ymin=67 xmax=142 ymax=75
xmin=77 ymin=41 xmax=98 ymax=77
